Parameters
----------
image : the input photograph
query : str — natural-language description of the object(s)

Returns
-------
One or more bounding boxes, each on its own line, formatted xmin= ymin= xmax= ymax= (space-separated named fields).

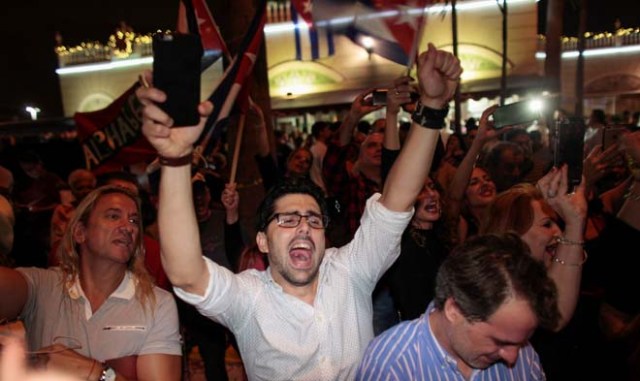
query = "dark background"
xmin=0 ymin=0 xmax=637 ymax=121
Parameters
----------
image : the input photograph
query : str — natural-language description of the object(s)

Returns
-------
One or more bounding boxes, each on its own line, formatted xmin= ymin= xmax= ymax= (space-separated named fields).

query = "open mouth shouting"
xmin=545 ymin=238 xmax=559 ymax=259
xmin=424 ymin=200 xmax=441 ymax=214
xmin=289 ymin=237 xmax=315 ymax=270
xmin=478 ymin=183 xmax=496 ymax=198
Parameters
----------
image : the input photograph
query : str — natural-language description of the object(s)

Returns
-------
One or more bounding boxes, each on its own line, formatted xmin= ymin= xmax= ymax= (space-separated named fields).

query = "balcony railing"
xmin=55 ymin=33 xmax=154 ymax=68
xmin=55 ymin=2 xmax=640 ymax=69
xmin=537 ymin=27 xmax=640 ymax=52
xmin=267 ymin=0 xmax=293 ymax=24
xmin=55 ymin=2 xmax=292 ymax=68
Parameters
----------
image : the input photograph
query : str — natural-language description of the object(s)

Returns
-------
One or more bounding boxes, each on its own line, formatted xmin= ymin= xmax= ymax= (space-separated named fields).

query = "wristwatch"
xmin=99 ymin=365 xmax=116 ymax=381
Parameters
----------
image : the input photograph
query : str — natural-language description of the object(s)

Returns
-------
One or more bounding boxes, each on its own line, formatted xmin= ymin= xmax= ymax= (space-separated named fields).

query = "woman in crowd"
xmin=385 ymin=176 xmax=449 ymax=321
xmin=381 ymin=76 xmax=450 ymax=322
xmin=443 ymin=105 xmax=500 ymax=245
xmin=480 ymin=165 xmax=587 ymax=330
xmin=479 ymin=166 xmax=587 ymax=379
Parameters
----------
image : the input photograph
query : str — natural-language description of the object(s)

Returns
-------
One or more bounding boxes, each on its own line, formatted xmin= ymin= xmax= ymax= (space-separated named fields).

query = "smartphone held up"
xmin=365 ymin=89 xmax=420 ymax=106
xmin=152 ymin=32 xmax=203 ymax=127
xmin=552 ymin=117 xmax=586 ymax=188
xmin=491 ymin=100 xmax=543 ymax=129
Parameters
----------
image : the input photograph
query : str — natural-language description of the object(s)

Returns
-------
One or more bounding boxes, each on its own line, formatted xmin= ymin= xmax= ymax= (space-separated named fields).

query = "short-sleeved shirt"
xmin=356 ymin=303 xmax=545 ymax=381
xmin=17 ymin=267 xmax=181 ymax=361
xmin=175 ymin=194 xmax=413 ymax=381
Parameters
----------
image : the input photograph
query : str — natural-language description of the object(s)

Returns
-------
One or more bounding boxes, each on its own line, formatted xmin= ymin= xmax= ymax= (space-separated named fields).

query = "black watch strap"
xmin=411 ymin=102 xmax=449 ymax=129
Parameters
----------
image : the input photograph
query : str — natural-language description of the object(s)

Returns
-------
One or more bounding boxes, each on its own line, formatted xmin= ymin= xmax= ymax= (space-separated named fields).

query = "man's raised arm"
xmin=379 ymin=44 xmax=462 ymax=212
xmin=137 ymin=73 xmax=212 ymax=295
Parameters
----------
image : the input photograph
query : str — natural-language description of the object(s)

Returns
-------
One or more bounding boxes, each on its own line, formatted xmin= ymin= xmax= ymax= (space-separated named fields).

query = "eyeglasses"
xmin=268 ymin=212 xmax=329 ymax=229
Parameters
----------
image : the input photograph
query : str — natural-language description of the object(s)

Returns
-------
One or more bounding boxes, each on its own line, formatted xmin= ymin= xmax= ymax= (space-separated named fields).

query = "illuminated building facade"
xmin=54 ymin=0 xmax=640 ymax=126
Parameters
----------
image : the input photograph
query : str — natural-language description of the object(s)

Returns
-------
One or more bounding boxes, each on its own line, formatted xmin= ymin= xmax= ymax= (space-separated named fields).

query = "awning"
xmin=271 ymin=75 xmax=552 ymax=111
xmin=271 ymin=88 xmax=368 ymax=111
xmin=460 ymin=75 xmax=552 ymax=99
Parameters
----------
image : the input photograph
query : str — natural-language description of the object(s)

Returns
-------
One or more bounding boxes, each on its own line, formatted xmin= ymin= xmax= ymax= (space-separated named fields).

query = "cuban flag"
xmin=315 ymin=0 xmax=430 ymax=66
xmin=176 ymin=0 xmax=228 ymax=69
xmin=196 ymin=0 xmax=267 ymax=156
xmin=291 ymin=0 xmax=336 ymax=60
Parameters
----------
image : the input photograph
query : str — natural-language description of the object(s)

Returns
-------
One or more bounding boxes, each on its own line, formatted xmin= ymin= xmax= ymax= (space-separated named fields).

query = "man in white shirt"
xmin=138 ymin=43 xmax=462 ymax=380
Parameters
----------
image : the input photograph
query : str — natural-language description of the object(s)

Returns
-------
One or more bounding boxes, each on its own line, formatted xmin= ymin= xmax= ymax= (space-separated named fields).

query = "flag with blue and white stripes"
xmin=291 ymin=1 xmax=335 ymax=61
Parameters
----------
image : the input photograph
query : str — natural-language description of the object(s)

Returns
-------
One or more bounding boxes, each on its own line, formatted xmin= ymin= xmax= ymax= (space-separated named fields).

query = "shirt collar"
xmin=67 ymin=271 xmax=136 ymax=301
xmin=423 ymin=302 xmax=461 ymax=370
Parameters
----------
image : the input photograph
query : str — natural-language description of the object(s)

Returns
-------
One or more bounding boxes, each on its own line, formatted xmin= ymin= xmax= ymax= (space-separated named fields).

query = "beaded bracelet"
xmin=556 ymin=236 xmax=584 ymax=246
xmin=552 ymin=250 xmax=588 ymax=267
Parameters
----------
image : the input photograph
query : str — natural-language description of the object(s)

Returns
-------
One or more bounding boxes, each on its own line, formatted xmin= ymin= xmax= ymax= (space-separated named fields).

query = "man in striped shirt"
xmin=356 ymin=233 xmax=560 ymax=381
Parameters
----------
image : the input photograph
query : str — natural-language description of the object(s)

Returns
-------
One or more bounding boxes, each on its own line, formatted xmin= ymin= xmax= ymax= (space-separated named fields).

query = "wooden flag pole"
xmin=229 ymin=113 xmax=246 ymax=185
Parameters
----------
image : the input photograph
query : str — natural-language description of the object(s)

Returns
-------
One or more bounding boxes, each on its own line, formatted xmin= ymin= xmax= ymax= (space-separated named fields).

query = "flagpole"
xmin=406 ymin=1 xmax=430 ymax=75
xmin=229 ymin=113 xmax=246 ymax=185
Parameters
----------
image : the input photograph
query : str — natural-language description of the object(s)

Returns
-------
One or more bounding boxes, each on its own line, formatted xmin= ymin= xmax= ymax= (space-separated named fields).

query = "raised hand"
xmin=136 ymin=70 xmax=213 ymax=159
xmin=476 ymin=105 xmax=500 ymax=144
xmin=386 ymin=76 xmax=415 ymax=115
xmin=350 ymin=88 xmax=384 ymax=119
xmin=537 ymin=165 xmax=587 ymax=228
xmin=416 ymin=43 xmax=463 ymax=109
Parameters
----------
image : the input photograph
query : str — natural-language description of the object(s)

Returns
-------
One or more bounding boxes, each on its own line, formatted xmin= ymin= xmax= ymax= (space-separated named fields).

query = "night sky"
xmin=1 ymin=0 xmax=637 ymax=121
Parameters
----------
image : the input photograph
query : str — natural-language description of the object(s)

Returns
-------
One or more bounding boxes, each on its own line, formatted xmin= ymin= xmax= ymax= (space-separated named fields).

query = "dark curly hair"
xmin=256 ymin=178 xmax=328 ymax=232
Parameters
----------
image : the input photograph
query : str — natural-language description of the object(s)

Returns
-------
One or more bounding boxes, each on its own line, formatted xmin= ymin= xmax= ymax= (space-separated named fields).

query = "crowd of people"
xmin=1 ymin=43 xmax=640 ymax=381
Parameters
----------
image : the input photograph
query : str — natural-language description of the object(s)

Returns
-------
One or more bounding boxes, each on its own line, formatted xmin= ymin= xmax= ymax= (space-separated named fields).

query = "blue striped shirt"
xmin=356 ymin=303 xmax=545 ymax=381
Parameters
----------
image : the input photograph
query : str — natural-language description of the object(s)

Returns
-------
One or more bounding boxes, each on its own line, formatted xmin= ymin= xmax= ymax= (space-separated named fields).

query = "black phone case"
xmin=492 ymin=101 xmax=539 ymax=129
xmin=553 ymin=118 xmax=585 ymax=187
xmin=152 ymin=33 xmax=203 ymax=127
xmin=372 ymin=89 xmax=388 ymax=106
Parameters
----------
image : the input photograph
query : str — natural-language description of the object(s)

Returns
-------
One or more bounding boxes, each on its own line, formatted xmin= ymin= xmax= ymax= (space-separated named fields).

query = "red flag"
xmin=378 ymin=0 xmax=430 ymax=59
xmin=176 ymin=0 xmax=228 ymax=57
xmin=315 ymin=0 xmax=431 ymax=66
xmin=197 ymin=0 xmax=267 ymax=154
xmin=74 ymin=84 xmax=156 ymax=174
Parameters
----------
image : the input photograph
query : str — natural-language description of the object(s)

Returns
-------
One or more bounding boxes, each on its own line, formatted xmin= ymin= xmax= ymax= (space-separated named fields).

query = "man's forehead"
xmin=94 ymin=193 xmax=138 ymax=213
xmin=107 ymin=179 xmax=139 ymax=195
xmin=274 ymin=193 xmax=320 ymax=212
xmin=478 ymin=297 xmax=538 ymax=343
